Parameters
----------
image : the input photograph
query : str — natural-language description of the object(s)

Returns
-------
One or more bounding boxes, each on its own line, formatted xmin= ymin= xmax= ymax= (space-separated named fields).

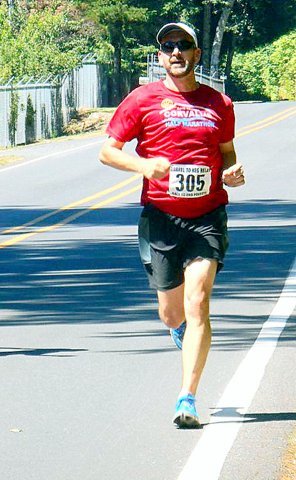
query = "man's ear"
xmin=195 ymin=48 xmax=202 ymax=65
xmin=158 ymin=50 xmax=164 ymax=67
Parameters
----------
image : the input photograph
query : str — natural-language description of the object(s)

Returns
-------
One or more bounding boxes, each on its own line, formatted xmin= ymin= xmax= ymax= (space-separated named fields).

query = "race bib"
xmin=168 ymin=164 xmax=212 ymax=198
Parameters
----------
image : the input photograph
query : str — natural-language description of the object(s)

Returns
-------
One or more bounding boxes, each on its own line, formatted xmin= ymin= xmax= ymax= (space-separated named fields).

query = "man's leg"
xmin=157 ymin=258 xmax=216 ymax=395
xmin=157 ymin=284 xmax=185 ymax=329
xmin=157 ymin=258 xmax=217 ymax=427
xmin=181 ymin=258 xmax=217 ymax=395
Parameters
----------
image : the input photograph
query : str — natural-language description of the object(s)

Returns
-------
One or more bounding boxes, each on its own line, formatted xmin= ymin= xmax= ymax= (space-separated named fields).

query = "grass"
xmin=0 ymin=155 xmax=24 ymax=166
xmin=279 ymin=429 xmax=296 ymax=480
xmin=62 ymin=107 xmax=115 ymax=136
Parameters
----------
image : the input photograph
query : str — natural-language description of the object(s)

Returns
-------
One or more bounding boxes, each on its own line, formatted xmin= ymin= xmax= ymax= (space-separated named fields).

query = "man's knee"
xmin=184 ymin=259 xmax=217 ymax=323
xmin=185 ymin=290 xmax=210 ymax=324
xmin=158 ymin=303 xmax=185 ymax=329
xmin=157 ymin=285 xmax=185 ymax=329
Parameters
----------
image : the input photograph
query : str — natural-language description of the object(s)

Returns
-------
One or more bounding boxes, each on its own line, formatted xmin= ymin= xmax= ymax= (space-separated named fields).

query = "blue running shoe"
xmin=173 ymin=394 xmax=200 ymax=429
xmin=170 ymin=321 xmax=186 ymax=350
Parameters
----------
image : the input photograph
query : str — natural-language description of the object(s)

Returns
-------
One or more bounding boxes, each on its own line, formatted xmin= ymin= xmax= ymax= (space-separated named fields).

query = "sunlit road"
xmin=0 ymin=101 xmax=295 ymax=480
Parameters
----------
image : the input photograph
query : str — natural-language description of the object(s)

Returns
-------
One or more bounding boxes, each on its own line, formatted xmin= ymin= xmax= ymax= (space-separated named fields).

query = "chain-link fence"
xmin=0 ymin=54 xmax=108 ymax=148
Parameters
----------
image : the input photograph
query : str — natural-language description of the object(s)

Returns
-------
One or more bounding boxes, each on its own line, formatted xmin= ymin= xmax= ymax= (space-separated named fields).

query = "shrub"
xmin=0 ymin=3 xmax=89 ymax=81
xmin=229 ymin=31 xmax=296 ymax=101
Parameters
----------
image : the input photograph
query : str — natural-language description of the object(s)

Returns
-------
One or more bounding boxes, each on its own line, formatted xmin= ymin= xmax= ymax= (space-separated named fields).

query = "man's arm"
xmin=99 ymin=136 xmax=170 ymax=180
xmin=219 ymin=140 xmax=245 ymax=187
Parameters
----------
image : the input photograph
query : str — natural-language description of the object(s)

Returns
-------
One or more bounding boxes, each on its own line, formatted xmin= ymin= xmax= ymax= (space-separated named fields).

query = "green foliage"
xmin=80 ymin=0 xmax=156 ymax=101
xmin=267 ymin=32 xmax=296 ymax=100
xmin=84 ymin=0 xmax=152 ymax=64
xmin=0 ymin=2 xmax=89 ymax=81
xmin=160 ymin=0 xmax=200 ymax=24
xmin=25 ymin=94 xmax=36 ymax=143
xmin=230 ymin=31 xmax=296 ymax=100
xmin=1 ymin=0 xmax=295 ymax=103
xmin=8 ymin=90 xmax=19 ymax=145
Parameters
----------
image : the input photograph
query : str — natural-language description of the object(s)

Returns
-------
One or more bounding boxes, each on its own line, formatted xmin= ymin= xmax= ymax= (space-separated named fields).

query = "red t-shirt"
xmin=106 ymin=81 xmax=235 ymax=218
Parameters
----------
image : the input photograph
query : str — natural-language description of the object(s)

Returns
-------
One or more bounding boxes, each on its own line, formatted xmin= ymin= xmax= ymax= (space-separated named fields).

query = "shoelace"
xmin=176 ymin=394 xmax=196 ymax=409
xmin=176 ymin=324 xmax=185 ymax=335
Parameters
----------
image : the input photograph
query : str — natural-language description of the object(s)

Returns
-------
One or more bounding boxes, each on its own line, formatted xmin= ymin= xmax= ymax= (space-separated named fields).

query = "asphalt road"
xmin=0 ymin=101 xmax=295 ymax=480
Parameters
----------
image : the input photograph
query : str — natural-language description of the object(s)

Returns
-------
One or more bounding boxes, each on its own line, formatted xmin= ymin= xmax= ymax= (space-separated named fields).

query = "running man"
xmin=99 ymin=22 xmax=245 ymax=428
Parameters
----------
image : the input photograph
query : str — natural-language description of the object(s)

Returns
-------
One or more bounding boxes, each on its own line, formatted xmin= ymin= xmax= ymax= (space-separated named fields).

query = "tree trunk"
xmin=210 ymin=0 xmax=235 ymax=78
xmin=113 ymin=44 xmax=122 ymax=104
xmin=225 ymin=32 xmax=236 ymax=79
xmin=110 ymin=23 xmax=123 ymax=105
xmin=202 ymin=1 xmax=212 ymax=73
xmin=7 ymin=0 xmax=15 ymax=19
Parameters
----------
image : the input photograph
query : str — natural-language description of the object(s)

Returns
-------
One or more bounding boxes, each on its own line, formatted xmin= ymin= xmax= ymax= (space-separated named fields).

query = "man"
xmin=99 ymin=22 xmax=245 ymax=428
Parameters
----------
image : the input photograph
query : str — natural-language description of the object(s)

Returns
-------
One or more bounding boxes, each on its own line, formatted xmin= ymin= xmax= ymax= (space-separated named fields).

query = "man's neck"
xmin=163 ymin=74 xmax=199 ymax=93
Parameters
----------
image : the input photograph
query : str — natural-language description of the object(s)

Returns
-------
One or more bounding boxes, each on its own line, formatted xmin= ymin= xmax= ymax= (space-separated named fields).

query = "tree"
xmin=1 ymin=0 xmax=295 ymax=102
xmin=202 ymin=1 xmax=212 ymax=72
xmin=209 ymin=0 xmax=235 ymax=77
xmin=0 ymin=1 xmax=91 ymax=81
xmin=229 ymin=30 xmax=296 ymax=100
xmin=83 ymin=0 xmax=150 ymax=104
xmin=220 ymin=0 xmax=296 ymax=77
xmin=197 ymin=0 xmax=296 ymax=79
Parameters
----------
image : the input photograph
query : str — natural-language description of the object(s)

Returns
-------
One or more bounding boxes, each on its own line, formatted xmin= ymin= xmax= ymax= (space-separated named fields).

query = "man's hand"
xmin=140 ymin=157 xmax=171 ymax=179
xmin=222 ymin=163 xmax=245 ymax=187
xmin=100 ymin=138 xmax=171 ymax=179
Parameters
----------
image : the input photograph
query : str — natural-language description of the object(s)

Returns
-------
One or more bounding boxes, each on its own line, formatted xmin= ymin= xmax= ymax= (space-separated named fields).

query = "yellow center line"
xmin=1 ymin=105 xmax=295 ymax=249
xmin=1 ymin=173 xmax=141 ymax=235
xmin=0 ymin=184 xmax=142 ymax=249
xmin=236 ymin=105 xmax=296 ymax=133
xmin=236 ymin=108 xmax=296 ymax=138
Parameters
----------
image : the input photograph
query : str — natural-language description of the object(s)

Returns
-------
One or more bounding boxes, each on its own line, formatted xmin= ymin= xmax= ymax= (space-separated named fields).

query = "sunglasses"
xmin=160 ymin=40 xmax=195 ymax=53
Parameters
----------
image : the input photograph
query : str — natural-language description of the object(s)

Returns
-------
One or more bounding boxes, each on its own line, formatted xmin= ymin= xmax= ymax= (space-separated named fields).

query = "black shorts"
xmin=138 ymin=204 xmax=229 ymax=291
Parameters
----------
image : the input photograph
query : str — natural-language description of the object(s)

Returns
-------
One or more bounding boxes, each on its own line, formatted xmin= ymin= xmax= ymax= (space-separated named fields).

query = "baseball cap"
xmin=156 ymin=22 xmax=198 ymax=48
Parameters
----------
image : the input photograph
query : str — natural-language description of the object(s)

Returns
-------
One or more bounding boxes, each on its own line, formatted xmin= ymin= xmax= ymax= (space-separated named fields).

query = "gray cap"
xmin=156 ymin=22 xmax=198 ymax=47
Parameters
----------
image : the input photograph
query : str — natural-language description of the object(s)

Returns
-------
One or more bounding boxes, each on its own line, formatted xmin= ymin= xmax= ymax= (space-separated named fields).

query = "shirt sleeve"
xmin=220 ymin=98 xmax=235 ymax=144
xmin=106 ymin=89 xmax=143 ymax=143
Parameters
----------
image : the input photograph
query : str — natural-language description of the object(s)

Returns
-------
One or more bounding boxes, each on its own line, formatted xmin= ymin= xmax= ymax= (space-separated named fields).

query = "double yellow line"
xmin=0 ymin=174 xmax=141 ymax=249
xmin=236 ymin=105 xmax=296 ymax=138
xmin=1 ymin=105 xmax=295 ymax=249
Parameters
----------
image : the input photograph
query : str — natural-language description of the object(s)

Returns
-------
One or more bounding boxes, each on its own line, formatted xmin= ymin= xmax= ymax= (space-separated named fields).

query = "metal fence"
xmin=139 ymin=54 xmax=226 ymax=93
xmin=0 ymin=54 xmax=108 ymax=148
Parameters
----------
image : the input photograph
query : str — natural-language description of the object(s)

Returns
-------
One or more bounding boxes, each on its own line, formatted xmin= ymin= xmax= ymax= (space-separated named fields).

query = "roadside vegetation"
xmin=230 ymin=31 xmax=296 ymax=101
xmin=0 ymin=1 xmax=88 ymax=80
xmin=279 ymin=429 xmax=296 ymax=480
xmin=0 ymin=0 xmax=295 ymax=102
xmin=62 ymin=107 xmax=115 ymax=135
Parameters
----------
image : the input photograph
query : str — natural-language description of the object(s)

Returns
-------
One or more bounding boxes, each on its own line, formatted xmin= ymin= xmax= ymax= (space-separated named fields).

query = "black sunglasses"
xmin=160 ymin=40 xmax=195 ymax=53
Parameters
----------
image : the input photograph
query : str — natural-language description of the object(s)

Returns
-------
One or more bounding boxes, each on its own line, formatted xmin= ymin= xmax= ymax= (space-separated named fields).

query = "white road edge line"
xmin=0 ymin=138 xmax=105 ymax=173
xmin=178 ymin=256 xmax=296 ymax=480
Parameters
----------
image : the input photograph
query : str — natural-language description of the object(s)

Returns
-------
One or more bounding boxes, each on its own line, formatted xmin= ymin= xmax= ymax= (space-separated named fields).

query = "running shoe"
xmin=170 ymin=321 xmax=186 ymax=350
xmin=173 ymin=394 xmax=200 ymax=429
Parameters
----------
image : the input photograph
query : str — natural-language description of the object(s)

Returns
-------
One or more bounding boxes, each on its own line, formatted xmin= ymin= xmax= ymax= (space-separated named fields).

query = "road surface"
xmin=0 ymin=101 xmax=295 ymax=480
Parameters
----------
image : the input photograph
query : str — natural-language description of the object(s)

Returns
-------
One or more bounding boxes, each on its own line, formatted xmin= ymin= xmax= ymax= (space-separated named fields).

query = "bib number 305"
xmin=168 ymin=164 xmax=211 ymax=198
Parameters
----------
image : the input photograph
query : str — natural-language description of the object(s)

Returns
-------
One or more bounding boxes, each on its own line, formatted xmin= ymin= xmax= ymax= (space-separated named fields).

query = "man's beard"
xmin=167 ymin=58 xmax=195 ymax=78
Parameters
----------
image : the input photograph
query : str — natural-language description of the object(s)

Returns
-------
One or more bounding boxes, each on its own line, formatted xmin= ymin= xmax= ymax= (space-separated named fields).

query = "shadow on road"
xmin=0 ymin=199 xmax=295 ymax=352
xmin=0 ymin=347 xmax=87 ymax=357
xmin=208 ymin=407 xmax=296 ymax=425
